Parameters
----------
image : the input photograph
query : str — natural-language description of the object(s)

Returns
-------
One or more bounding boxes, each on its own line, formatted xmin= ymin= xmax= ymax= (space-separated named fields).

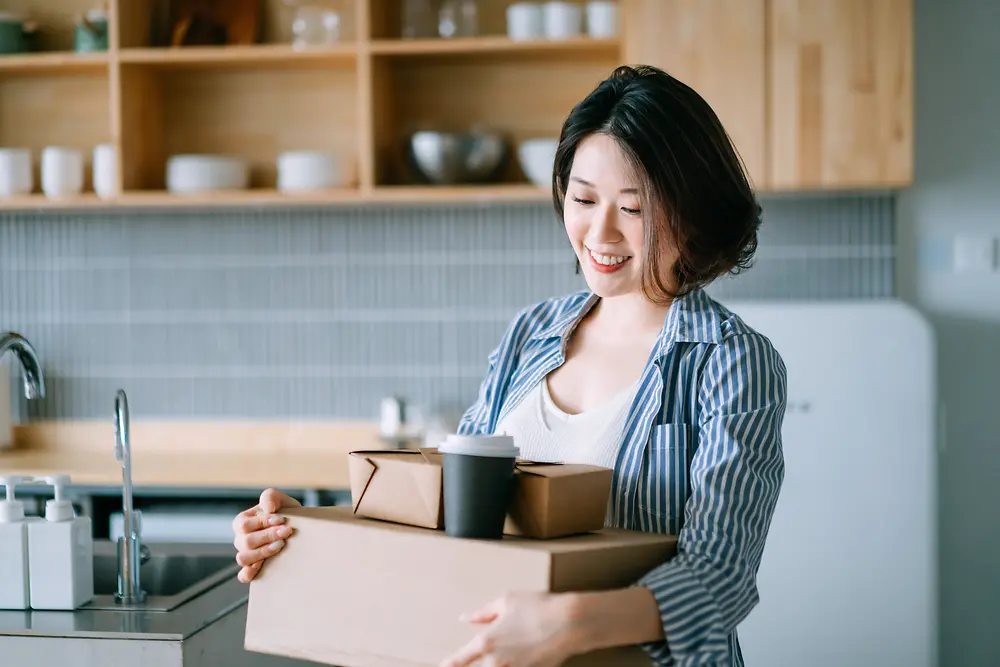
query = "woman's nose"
xmin=586 ymin=204 xmax=622 ymax=243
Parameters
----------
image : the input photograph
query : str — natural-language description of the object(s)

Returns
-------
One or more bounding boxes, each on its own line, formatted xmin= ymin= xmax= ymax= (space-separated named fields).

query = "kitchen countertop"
xmin=0 ymin=448 xmax=354 ymax=490
xmin=0 ymin=419 xmax=408 ymax=491
xmin=0 ymin=543 xmax=245 ymax=641
xmin=0 ymin=579 xmax=246 ymax=641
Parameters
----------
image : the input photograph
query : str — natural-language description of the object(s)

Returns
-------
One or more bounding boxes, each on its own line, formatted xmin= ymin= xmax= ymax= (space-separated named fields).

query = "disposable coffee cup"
xmin=438 ymin=434 xmax=519 ymax=539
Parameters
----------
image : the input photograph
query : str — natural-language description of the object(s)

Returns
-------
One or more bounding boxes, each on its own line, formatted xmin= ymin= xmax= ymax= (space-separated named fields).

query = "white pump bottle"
xmin=26 ymin=473 xmax=94 ymax=610
xmin=0 ymin=475 xmax=33 ymax=609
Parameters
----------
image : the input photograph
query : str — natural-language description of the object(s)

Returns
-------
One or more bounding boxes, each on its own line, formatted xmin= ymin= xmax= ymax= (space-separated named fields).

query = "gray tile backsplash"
xmin=0 ymin=194 xmax=895 ymax=422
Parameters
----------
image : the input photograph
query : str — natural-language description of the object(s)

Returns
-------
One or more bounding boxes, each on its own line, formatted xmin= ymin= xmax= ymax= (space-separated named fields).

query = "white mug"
xmin=92 ymin=143 xmax=117 ymax=199
xmin=41 ymin=146 xmax=84 ymax=198
xmin=543 ymin=1 xmax=583 ymax=40
xmin=0 ymin=148 xmax=32 ymax=197
xmin=507 ymin=3 xmax=544 ymax=41
xmin=586 ymin=1 xmax=618 ymax=38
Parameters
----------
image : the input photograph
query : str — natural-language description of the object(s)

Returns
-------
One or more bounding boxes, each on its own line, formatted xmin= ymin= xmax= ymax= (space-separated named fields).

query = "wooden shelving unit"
xmin=0 ymin=0 xmax=615 ymax=210
xmin=0 ymin=0 xmax=913 ymax=211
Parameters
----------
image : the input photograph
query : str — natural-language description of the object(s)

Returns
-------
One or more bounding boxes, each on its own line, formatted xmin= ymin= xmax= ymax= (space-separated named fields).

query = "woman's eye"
xmin=571 ymin=196 xmax=594 ymax=205
xmin=622 ymin=207 xmax=641 ymax=215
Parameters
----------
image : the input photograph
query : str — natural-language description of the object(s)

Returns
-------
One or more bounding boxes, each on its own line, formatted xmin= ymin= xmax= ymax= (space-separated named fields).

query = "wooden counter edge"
xmin=1 ymin=419 xmax=396 ymax=490
xmin=10 ymin=419 xmax=385 ymax=454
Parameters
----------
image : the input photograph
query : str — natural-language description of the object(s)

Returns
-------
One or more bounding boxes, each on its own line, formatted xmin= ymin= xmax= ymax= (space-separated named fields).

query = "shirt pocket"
xmin=636 ymin=423 xmax=695 ymax=534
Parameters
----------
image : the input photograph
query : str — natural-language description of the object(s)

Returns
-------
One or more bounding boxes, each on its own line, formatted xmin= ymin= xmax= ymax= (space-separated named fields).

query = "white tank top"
xmin=494 ymin=375 xmax=639 ymax=469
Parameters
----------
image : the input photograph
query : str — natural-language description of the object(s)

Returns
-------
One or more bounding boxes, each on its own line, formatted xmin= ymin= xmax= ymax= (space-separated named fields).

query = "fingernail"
xmin=268 ymin=515 xmax=285 ymax=526
xmin=269 ymin=539 xmax=285 ymax=551
xmin=276 ymin=526 xmax=292 ymax=538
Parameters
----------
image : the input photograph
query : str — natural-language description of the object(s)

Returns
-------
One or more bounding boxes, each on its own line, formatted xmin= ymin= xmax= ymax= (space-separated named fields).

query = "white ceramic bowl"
xmin=277 ymin=151 xmax=341 ymax=192
xmin=517 ymin=138 xmax=558 ymax=188
xmin=166 ymin=154 xmax=249 ymax=194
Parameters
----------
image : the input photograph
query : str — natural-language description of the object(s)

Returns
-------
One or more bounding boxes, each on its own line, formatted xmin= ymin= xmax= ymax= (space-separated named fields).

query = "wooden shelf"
xmin=370 ymin=36 xmax=619 ymax=57
xmin=119 ymin=45 xmax=357 ymax=69
xmin=0 ymin=52 xmax=110 ymax=75
xmin=0 ymin=194 xmax=109 ymax=210
xmin=0 ymin=70 xmax=111 ymax=196
xmin=0 ymin=0 xmax=914 ymax=211
xmin=369 ymin=49 xmax=615 ymax=188
xmin=368 ymin=184 xmax=550 ymax=204
xmin=118 ymin=62 xmax=358 ymax=192
xmin=0 ymin=185 xmax=549 ymax=210
xmin=118 ymin=188 xmax=364 ymax=207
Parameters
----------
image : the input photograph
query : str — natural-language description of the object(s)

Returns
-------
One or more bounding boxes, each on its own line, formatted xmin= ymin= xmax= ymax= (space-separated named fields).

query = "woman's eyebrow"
xmin=570 ymin=176 xmax=639 ymax=194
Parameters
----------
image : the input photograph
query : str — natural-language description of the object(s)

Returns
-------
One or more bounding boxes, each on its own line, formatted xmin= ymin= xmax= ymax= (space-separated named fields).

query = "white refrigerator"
xmin=732 ymin=300 xmax=937 ymax=667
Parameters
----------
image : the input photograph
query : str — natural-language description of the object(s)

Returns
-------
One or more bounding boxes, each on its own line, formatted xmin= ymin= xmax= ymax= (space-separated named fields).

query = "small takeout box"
xmin=347 ymin=448 xmax=614 ymax=539
xmin=348 ymin=448 xmax=444 ymax=529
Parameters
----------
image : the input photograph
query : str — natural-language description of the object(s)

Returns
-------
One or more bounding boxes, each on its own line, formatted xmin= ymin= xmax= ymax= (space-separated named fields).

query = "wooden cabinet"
xmin=622 ymin=0 xmax=913 ymax=192
xmin=768 ymin=0 xmax=914 ymax=190
xmin=0 ymin=0 xmax=913 ymax=211
xmin=0 ymin=0 xmax=621 ymax=210
xmin=622 ymin=0 xmax=768 ymax=190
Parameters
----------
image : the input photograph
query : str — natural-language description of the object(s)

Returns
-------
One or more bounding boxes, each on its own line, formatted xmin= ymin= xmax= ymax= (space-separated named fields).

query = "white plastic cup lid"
xmin=438 ymin=434 xmax=519 ymax=458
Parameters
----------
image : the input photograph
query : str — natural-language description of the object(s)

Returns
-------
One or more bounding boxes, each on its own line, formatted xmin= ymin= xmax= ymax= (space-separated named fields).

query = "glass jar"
xmin=438 ymin=0 xmax=478 ymax=39
xmin=291 ymin=6 xmax=340 ymax=49
xmin=402 ymin=0 xmax=437 ymax=39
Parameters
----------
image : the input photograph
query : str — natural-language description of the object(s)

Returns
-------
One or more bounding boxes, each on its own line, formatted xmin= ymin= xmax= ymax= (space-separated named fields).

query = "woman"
xmin=233 ymin=64 xmax=787 ymax=667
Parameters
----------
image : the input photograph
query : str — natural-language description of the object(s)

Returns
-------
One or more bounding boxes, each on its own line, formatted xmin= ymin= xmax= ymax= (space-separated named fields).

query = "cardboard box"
xmin=245 ymin=506 xmax=676 ymax=667
xmin=348 ymin=449 xmax=614 ymax=539
xmin=349 ymin=449 xmax=444 ymax=529
xmin=504 ymin=462 xmax=613 ymax=539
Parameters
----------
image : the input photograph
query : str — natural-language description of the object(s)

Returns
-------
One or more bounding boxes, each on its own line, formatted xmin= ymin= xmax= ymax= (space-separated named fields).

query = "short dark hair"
xmin=552 ymin=64 xmax=762 ymax=304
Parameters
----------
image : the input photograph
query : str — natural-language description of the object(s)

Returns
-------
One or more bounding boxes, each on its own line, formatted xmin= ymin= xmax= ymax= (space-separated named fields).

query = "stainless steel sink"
xmin=82 ymin=541 xmax=240 ymax=612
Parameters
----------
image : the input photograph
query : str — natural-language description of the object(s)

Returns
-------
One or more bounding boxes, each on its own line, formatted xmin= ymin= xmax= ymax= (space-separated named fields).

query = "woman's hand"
xmin=440 ymin=592 xmax=583 ymax=667
xmin=232 ymin=488 xmax=301 ymax=583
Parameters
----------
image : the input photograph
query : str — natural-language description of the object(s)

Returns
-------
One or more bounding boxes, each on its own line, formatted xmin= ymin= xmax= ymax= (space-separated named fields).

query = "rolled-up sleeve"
xmin=637 ymin=332 xmax=788 ymax=666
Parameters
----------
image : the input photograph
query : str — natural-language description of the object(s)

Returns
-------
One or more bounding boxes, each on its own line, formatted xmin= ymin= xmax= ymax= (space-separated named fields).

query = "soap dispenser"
xmin=27 ymin=474 xmax=94 ymax=610
xmin=0 ymin=475 xmax=33 ymax=610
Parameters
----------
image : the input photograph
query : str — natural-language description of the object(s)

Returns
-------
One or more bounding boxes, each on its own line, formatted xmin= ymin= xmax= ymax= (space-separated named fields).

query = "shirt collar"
xmin=529 ymin=289 xmax=725 ymax=352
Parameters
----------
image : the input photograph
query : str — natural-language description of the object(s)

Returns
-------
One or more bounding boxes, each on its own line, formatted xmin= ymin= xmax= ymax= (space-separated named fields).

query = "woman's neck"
xmin=588 ymin=291 xmax=672 ymax=338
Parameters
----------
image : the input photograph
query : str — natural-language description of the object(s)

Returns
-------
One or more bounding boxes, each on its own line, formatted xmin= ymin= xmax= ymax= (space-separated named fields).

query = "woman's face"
xmin=563 ymin=133 xmax=647 ymax=299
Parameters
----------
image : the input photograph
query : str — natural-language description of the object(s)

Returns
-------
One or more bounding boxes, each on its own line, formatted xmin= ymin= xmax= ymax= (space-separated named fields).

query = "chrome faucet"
xmin=0 ymin=332 xmax=45 ymax=400
xmin=114 ymin=389 xmax=149 ymax=605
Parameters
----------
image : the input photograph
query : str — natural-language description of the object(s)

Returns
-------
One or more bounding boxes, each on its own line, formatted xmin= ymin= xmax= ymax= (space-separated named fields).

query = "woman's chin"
xmin=580 ymin=272 xmax=641 ymax=299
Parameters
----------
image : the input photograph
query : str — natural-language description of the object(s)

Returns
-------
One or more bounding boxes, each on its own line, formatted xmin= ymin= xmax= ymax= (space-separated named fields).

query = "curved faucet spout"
xmin=114 ymin=389 xmax=146 ymax=605
xmin=0 ymin=332 xmax=45 ymax=400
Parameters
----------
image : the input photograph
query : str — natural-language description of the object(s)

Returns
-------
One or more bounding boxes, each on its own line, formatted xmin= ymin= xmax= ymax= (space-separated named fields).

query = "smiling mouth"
xmin=585 ymin=246 xmax=633 ymax=273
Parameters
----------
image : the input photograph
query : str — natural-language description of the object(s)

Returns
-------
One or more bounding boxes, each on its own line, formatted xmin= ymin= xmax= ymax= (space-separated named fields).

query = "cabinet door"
xmin=768 ymin=0 xmax=913 ymax=189
xmin=623 ymin=0 xmax=768 ymax=189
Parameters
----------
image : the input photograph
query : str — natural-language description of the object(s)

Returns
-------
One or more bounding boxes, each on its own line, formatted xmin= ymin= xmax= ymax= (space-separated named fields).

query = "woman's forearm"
xmin=565 ymin=586 xmax=664 ymax=655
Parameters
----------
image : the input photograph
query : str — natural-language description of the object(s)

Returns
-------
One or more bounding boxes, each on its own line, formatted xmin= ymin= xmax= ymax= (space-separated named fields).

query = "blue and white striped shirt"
xmin=457 ymin=288 xmax=787 ymax=667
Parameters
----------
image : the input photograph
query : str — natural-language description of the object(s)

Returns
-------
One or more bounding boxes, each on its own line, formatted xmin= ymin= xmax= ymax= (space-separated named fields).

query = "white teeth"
xmin=588 ymin=248 xmax=630 ymax=266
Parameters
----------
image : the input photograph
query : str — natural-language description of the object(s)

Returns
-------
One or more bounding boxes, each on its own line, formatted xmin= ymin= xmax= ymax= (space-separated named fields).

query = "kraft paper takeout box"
xmin=347 ymin=448 xmax=614 ymax=538
xmin=245 ymin=506 xmax=676 ymax=667
xmin=504 ymin=461 xmax=613 ymax=538
xmin=348 ymin=448 xmax=444 ymax=529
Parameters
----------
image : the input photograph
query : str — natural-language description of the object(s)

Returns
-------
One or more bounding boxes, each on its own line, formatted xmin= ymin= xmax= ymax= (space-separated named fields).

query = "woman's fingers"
xmin=236 ymin=524 xmax=294 ymax=559
xmin=235 ymin=536 xmax=287 ymax=567
xmin=258 ymin=488 xmax=301 ymax=514
xmin=247 ymin=524 xmax=293 ymax=550
xmin=238 ymin=561 xmax=263 ymax=583
xmin=237 ymin=511 xmax=285 ymax=536
xmin=232 ymin=489 xmax=301 ymax=584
